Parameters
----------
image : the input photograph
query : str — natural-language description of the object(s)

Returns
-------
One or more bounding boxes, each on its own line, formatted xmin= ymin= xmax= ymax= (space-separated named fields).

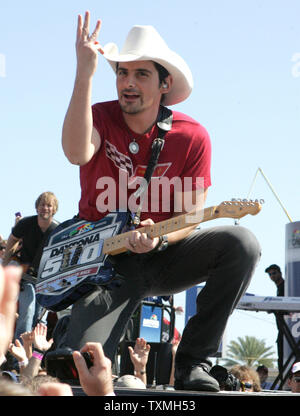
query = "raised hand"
xmin=171 ymin=335 xmax=182 ymax=357
xmin=8 ymin=339 xmax=27 ymax=363
xmin=20 ymin=330 xmax=34 ymax=359
xmin=76 ymin=10 xmax=103 ymax=79
xmin=33 ymin=323 xmax=53 ymax=352
xmin=128 ymin=337 xmax=150 ymax=371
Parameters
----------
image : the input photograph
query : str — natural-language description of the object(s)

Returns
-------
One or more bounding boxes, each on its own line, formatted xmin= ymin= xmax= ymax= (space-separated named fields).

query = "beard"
xmin=120 ymin=105 xmax=141 ymax=115
xmin=119 ymin=90 xmax=145 ymax=114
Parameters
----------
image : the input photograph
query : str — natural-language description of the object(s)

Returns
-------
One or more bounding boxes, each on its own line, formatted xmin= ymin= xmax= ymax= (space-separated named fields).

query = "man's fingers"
xmin=80 ymin=341 xmax=105 ymax=364
xmin=140 ymin=219 xmax=155 ymax=226
xmin=73 ymin=351 xmax=89 ymax=378
xmin=128 ymin=346 xmax=134 ymax=357
xmin=15 ymin=339 xmax=22 ymax=347
xmin=140 ymin=232 xmax=155 ymax=247
xmin=82 ymin=10 xmax=90 ymax=39
xmin=77 ymin=14 xmax=83 ymax=40
xmin=89 ymin=19 xmax=101 ymax=40
xmin=77 ymin=13 xmax=103 ymax=54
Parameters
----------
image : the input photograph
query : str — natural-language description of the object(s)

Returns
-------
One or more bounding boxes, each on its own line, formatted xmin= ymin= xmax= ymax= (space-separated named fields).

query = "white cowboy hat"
xmin=102 ymin=25 xmax=193 ymax=106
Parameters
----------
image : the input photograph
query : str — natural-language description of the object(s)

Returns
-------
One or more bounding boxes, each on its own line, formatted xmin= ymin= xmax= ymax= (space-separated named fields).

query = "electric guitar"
xmin=36 ymin=200 xmax=262 ymax=311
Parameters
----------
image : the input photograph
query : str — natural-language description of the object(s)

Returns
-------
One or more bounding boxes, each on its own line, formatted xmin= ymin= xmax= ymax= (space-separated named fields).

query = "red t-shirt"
xmin=79 ymin=100 xmax=211 ymax=223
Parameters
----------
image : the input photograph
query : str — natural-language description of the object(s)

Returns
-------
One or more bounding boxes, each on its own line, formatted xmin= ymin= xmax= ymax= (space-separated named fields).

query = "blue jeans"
xmin=14 ymin=281 xmax=48 ymax=341
xmin=65 ymin=225 xmax=261 ymax=365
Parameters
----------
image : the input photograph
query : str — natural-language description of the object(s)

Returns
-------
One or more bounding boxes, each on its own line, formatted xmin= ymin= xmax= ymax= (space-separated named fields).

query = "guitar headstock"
xmin=215 ymin=199 xmax=262 ymax=219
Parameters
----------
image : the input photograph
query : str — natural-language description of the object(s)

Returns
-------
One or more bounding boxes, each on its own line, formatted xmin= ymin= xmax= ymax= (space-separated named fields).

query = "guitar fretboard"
xmin=103 ymin=206 xmax=219 ymax=256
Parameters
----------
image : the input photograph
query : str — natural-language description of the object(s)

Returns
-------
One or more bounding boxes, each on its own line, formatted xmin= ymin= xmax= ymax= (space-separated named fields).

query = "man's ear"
xmin=160 ymin=75 xmax=173 ymax=93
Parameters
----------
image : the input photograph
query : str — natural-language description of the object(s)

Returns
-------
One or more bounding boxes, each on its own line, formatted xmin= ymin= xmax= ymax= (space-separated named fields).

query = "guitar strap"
xmin=132 ymin=106 xmax=173 ymax=226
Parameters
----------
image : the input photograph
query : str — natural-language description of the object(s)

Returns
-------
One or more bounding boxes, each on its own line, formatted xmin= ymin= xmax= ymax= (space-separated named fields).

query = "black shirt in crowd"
xmin=12 ymin=215 xmax=58 ymax=268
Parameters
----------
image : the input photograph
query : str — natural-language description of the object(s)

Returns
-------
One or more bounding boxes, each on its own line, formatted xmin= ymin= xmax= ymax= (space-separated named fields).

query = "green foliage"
xmin=221 ymin=335 xmax=276 ymax=368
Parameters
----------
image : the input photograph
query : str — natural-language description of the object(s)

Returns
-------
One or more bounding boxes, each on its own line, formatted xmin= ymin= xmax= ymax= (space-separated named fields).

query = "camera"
xmin=210 ymin=365 xmax=241 ymax=391
xmin=45 ymin=347 xmax=93 ymax=383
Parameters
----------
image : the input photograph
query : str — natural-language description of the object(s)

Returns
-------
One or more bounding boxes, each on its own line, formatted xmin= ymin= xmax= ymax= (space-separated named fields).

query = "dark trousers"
xmin=65 ymin=225 xmax=261 ymax=366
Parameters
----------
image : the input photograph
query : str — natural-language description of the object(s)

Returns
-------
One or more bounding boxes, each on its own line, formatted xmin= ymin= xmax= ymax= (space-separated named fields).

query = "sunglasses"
xmin=241 ymin=381 xmax=253 ymax=391
xmin=268 ymin=272 xmax=278 ymax=276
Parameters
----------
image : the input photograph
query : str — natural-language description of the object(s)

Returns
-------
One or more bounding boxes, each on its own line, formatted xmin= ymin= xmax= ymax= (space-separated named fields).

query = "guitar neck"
xmin=103 ymin=206 xmax=220 ymax=256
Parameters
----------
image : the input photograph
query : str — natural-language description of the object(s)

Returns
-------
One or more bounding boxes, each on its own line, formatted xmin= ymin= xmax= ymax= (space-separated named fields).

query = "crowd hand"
xmin=37 ymin=382 xmax=73 ymax=396
xmin=76 ymin=10 xmax=104 ymax=79
xmin=33 ymin=323 xmax=53 ymax=352
xmin=15 ymin=215 xmax=22 ymax=225
xmin=125 ymin=219 xmax=160 ymax=253
xmin=73 ymin=342 xmax=114 ymax=396
xmin=175 ymin=306 xmax=184 ymax=314
xmin=0 ymin=265 xmax=21 ymax=361
xmin=169 ymin=337 xmax=181 ymax=387
xmin=171 ymin=336 xmax=182 ymax=358
xmin=128 ymin=337 xmax=150 ymax=371
xmin=20 ymin=330 xmax=34 ymax=359
xmin=8 ymin=339 xmax=27 ymax=363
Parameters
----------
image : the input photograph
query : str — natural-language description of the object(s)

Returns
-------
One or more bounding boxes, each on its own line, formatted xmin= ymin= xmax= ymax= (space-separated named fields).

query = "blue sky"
xmin=1 ymin=0 xmax=300 ymax=362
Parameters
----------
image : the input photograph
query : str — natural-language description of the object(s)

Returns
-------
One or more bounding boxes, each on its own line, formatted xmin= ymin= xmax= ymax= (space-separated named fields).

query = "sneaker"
xmin=174 ymin=364 xmax=220 ymax=392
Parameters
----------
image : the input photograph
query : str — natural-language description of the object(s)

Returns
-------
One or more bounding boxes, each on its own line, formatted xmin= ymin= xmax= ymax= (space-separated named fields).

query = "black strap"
xmin=132 ymin=106 xmax=173 ymax=226
xmin=143 ymin=106 xmax=173 ymax=184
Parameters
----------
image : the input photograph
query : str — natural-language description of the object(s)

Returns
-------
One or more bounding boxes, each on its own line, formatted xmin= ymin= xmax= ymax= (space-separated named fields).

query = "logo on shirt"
xmin=133 ymin=163 xmax=171 ymax=180
xmin=105 ymin=141 xmax=134 ymax=177
xmin=101 ymin=140 xmax=205 ymax=219
xmin=105 ymin=140 xmax=171 ymax=180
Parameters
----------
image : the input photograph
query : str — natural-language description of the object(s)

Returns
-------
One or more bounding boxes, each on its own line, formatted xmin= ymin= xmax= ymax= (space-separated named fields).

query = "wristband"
xmin=33 ymin=347 xmax=44 ymax=354
xmin=156 ymin=235 xmax=168 ymax=252
xmin=18 ymin=358 xmax=29 ymax=368
xmin=134 ymin=369 xmax=146 ymax=375
xmin=32 ymin=351 xmax=44 ymax=361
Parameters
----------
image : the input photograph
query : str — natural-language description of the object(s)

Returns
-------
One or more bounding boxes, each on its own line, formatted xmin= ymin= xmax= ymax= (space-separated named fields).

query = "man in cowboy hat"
xmin=60 ymin=11 xmax=260 ymax=392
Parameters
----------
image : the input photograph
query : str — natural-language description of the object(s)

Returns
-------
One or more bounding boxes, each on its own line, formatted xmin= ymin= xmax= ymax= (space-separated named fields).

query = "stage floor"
xmin=71 ymin=384 xmax=300 ymax=397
